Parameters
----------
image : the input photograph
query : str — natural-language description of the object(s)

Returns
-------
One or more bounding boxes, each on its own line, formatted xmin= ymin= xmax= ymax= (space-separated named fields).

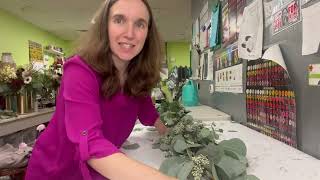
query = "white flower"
xmin=22 ymin=71 xmax=28 ymax=78
xmin=52 ymin=74 xmax=60 ymax=79
xmin=19 ymin=142 xmax=28 ymax=150
xmin=36 ymin=124 xmax=46 ymax=132
xmin=24 ymin=76 xmax=32 ymax=84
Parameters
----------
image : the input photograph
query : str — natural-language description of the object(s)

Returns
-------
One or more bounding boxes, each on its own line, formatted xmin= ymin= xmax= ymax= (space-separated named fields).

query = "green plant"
xmin=154 ymin=101 xmax=259 ymax=180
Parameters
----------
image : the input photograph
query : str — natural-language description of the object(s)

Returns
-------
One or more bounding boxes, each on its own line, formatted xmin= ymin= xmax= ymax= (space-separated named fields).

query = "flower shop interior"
xmin=0 ymin=0 xmax=320 ymax=179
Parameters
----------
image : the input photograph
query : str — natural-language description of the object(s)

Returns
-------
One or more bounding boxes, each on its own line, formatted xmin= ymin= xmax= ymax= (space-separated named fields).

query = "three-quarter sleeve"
xmin=62 ymin=60 xmax=119 ymax=179
xmin=137 ymin=96 xmax=159 ymax=126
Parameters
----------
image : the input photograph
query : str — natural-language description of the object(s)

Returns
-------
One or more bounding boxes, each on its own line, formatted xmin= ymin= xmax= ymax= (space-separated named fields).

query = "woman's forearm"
xmin=88 ymin=153 xmax=176 ymax=180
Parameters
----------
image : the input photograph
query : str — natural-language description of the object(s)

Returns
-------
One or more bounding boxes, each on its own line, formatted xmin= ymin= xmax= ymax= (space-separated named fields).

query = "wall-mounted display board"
xmin=246 ymin=59 xmax=297 ymax=147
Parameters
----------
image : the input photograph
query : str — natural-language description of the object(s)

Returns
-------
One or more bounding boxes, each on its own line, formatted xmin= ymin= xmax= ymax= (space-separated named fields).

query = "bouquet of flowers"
xmin=0 ymin=64 xmax=18 ymax=95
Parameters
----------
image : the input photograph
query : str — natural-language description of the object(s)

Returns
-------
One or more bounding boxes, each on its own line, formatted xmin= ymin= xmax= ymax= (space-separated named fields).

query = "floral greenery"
xmin=0 ymin=62 xmax=62 ymax=111
xmin=154 ymin=101 xmax=260 ymax=180
xmin=0 ymin=64 xmax=42 ymax=96
xmin=49 ymin=57 xmax=63 ymax=90
xmin=0 ymin=65 xmax=17 ymax=95
xmin=35 ymin=70 xmax=58 ymax=104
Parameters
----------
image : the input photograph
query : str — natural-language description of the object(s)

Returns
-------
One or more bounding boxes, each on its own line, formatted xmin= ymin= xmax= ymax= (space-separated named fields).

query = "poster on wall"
xmin=236 ymin=0 xmax=246 ymax=36
xmin=210 ymin=3 xmax=220 ymax=48
xmin=272 ymin=0 xmax=301 ymax=35
xmin=308 ymin=64 xmax=320 ymax=86
xmin=199 ymin=53 xmax=204 ymax=80
xmin=192 ymin=18 xmax=200 ymax=47
xmin=301 ymin=0 xmax=313 ymax=6
xmin=215 ymin=63 xmax=243 ymax=93
xmin=238 ymin=0 xmax=263 ymax=60
xmin=206 ymin=50 xmax=214 ymax=81
xmin=28 ymin=40 xmax=44 ymax=70
xmin=228 ymin=0 xmax=238 ymax=44
xmin=222 ymin=2 xmax=230 ymax=47
xmin=301 ymin=1 xmax=320 ymax=55
xmin=199 ymin=1 xmax=209 ymax=51
xmin=215 ymin=44 xmax=241 ymax=71
xmin=203 ymin=52 xmax=208 ymax=80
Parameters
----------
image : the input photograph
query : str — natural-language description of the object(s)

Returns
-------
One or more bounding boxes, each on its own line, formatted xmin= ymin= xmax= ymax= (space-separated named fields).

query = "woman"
xmin=25 ymin=0 xmax=175 ymax=179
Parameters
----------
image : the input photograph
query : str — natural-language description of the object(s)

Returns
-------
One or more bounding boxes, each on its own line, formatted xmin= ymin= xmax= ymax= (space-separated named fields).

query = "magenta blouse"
xmin=25 ymin=56 xmax=159 ymax=180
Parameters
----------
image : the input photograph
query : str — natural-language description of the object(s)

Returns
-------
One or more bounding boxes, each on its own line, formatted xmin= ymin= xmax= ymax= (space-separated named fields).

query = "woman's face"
xmin=108 ymin=0 xmax=149 ymax=63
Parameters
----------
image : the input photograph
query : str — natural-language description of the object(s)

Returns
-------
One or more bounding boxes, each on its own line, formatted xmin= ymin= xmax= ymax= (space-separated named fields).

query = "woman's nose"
xmin=124 ymin=23 xmax=135 ymax=39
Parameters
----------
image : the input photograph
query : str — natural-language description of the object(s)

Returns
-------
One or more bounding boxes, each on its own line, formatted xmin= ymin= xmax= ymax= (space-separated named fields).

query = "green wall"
xmin=0 ymin=9 xmax=72 ymax=66
xmin=166 ymin=42 xmax=191 ymax=71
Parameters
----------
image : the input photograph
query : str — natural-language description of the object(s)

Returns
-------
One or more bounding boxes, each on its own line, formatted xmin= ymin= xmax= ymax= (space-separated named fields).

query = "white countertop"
xmin=122 ymin=106 xmax=320 ymax=180
xmin=185 ymin=105 xmax=232 ymax=121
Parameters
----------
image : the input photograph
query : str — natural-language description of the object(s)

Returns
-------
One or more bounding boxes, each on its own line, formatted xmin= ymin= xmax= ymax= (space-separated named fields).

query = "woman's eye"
xmin=136 ymin=22 xmax=146 ymax=29
xmin=114 ymin=18 xmax=124 ymax=24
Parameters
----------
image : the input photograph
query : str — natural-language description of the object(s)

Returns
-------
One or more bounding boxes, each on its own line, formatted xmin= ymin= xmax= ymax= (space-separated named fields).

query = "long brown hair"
xmin=75 ymin=0 xmax=163 ymax=98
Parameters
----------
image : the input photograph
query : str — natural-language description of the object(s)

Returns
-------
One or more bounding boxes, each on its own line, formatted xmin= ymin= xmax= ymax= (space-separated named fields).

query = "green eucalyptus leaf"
xmin=187 ymin=143 xmax=203 ymax=148
xmin=177 ymin=161 xmax=194 ymax=180
xmin=152 ymin=142 xmax=161 ymax=149
xmin=233 ymin=174 xmax=246 ymax=180
xmin=172 ymin=135 xmax=184 ymax=144
xmin=197 ymin=143 xmax=224 ymax=163
xmin=204 ymin=170 xmax=213 ymax=179
xmin=159 ymin=156 xmax=185 ymax=174
xmin=32 ymin=82 xmax=42 ymax=89
xmin=160 ymin=143 xmax=170 ymax=151
xmin=199 ymin=128 xmax=211 ymax=139
xmin=186 ymin=149 xmax=193 ymax=159
xmin=213 ymin=131 xmax=219 ymax=140
xmin=245 ymin=175 xmax=260 ymax=180
xmin=166 ymin=118 xmax=175 ymax=126
xmin=174 ymin=138 xmax=188 ymax=153
xmin=218 ymin=138 xmax=247 ymax=156
xmin=122 ymin=143 xmax=140 ymax=150
xmin=224 ymin=149 xmax=248 ymax=166
xmin=216 ymin=156 xmax=247 ymax=180
xmin=168 ymin=161 xmax=185 ymax=177
xmin=211 ymin=163 xmax=220 ymax=180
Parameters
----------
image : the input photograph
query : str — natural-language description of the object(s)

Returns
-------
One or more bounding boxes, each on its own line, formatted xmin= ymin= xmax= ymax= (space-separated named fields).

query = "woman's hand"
xmin=154 ymin=118 xmax=168 ymax=135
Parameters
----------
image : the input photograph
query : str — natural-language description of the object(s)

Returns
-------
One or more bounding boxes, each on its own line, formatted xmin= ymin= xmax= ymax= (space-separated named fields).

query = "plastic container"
xmin=182 ymin=79 xmax=199 ymax=106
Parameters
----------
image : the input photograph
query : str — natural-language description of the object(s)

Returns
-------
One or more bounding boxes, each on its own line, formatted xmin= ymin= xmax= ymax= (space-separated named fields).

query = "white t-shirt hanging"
xmin=238 ymin=0 xmax=264 ymax=60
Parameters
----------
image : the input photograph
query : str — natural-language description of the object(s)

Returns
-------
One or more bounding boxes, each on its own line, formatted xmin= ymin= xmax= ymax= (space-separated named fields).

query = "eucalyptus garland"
xmin=154 ymin=101 xmax=259 ymax=180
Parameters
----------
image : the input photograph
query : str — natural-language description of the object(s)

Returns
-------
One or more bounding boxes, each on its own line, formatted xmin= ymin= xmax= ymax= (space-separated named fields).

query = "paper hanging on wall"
xmin=238 ymin=0 xmax=263 ymax=60
xmin=271 ymin=0 xmax=301 ymax=35
xmin=302 ymin=0 xmax=313 ymax=5
xmin=236 ymin=0 xmax=246 ymax=35
xmin=215 ymin=64 xmax=243 ymax=93
xmin=206 ymin=50 xmax=214 ymax=81
xmin=262 ymin=44 xmax=287 ymax=71
xmin=222 ymin=2 xmax=230 ymax=47
xmin=302 ymin=1 xmax=320 ymax=55
xmin=210 ymin=3 xmax=220 ymax=48
xmin=308 ymin=64 xmax=320 ymax=86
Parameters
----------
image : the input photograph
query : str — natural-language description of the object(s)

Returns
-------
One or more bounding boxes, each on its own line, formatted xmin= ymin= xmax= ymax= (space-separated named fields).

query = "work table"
xmin=122 ymin=106 xmax=320 ymax=180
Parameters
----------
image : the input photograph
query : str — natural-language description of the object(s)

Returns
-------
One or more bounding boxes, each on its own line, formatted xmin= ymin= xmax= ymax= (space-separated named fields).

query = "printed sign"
xmin=308 ymin=64 xmax=320 ymax=86
xmin=272 ymin=0 xmax=301 ymax=34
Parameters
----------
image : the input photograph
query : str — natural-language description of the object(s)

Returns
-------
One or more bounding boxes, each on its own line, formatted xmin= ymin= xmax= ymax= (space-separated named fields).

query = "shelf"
xmin=44 ymin=48 xmax=64 ymax=56
xmin=0 ymin=108 xmax=54 ymax=137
